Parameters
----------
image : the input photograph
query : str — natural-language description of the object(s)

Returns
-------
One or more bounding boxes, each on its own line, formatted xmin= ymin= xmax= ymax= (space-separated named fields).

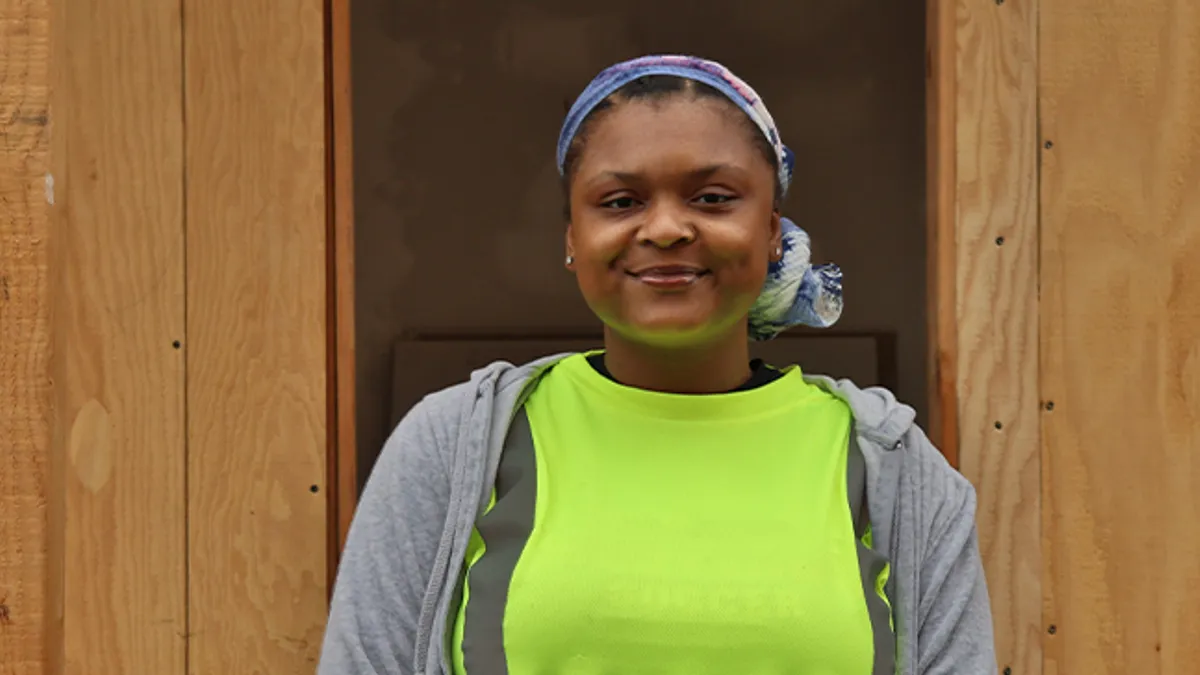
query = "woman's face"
xmin=566 ymin=96 xmax=782 ymax=348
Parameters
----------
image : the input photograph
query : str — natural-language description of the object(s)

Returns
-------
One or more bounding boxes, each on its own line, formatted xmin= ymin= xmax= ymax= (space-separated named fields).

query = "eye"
xmin=601 ymin=196 xmax=638 ymax=210
xmin=694 ymin=192 xmax=736 ymax=206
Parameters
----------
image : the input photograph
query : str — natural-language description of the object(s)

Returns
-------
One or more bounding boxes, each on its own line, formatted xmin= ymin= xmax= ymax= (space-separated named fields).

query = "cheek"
xmin=570 ymin=225 xmax=625 ymax=297
xmin=707 ymin=225 xmax=772 ymax=286
xmin=572 ymin=220 xmax=629 ymax=270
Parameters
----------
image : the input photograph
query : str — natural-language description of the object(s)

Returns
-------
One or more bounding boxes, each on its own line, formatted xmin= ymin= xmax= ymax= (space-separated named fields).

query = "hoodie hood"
xmin=802 ymin=374 xmax=918 ymax=449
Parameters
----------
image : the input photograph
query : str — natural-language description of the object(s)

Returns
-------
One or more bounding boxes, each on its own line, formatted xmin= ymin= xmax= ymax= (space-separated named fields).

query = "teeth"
xmin=641 ymin=272 xmax=697 ymax=281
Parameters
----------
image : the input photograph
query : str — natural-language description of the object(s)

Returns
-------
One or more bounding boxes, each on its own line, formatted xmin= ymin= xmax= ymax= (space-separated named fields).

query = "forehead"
xmin=574 ymin=97 xmax=768 ymax=176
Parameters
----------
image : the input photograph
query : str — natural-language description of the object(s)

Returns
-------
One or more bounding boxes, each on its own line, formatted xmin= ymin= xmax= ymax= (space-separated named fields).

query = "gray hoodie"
xmin=319 ymin=355 xmax=998 ymax=675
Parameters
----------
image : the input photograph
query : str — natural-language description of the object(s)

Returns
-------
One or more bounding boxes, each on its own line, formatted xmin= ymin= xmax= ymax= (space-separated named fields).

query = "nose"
xmin=637 ymin=200 xmax=695 ymax=249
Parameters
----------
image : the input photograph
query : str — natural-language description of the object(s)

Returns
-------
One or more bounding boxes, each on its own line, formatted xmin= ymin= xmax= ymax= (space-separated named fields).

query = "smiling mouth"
xmin=626 ymin=267 xmax=710 ymax=289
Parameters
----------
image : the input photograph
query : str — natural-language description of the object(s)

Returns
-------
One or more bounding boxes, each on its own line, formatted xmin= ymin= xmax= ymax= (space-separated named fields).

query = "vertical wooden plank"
xmin=184 ymin=0 xmax=329 ymax=669
xmin=52 ymin=0 xmax=188 ymax=671
xmin=956 ymin=0 xmax=1042 ymax=673
xmin=0 ymin=0 xmax=52 ymax=673
xmin=926 ymin=0 xmax=960 ymax=465
xmin=1039 ymin=1 xmax=1200 ymax=672
xmin=328 ymin=0 xmax=358 ymax=567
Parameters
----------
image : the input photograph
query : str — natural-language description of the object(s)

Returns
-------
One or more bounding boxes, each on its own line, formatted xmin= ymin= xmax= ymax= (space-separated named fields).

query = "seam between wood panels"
xmin=179 ymin=0 xmax=191 ymax=670
xmin=1033 ymin=0 xmax=1047 ymax=669
xmin=323 ymin=0 xmax=339 ymax=599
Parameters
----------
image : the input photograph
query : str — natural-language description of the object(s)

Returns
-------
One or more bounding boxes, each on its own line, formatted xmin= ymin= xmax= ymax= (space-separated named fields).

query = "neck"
xmin=602 ymin=323 xmax=752 ymax=394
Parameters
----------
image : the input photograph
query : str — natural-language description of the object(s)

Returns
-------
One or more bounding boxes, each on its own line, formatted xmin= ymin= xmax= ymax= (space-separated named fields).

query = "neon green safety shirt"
xmin=451 ymin=353 xmax=880 ymax=674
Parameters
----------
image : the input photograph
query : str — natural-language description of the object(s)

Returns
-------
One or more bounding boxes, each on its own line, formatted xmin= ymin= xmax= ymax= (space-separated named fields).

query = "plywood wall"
xmin=955 ymin=0 xmax=1200 ymax=674
xmin=52 ymin=0 xmax=188 ymax=672
xmin=0 ymin=0 xmax=330 ymax=672
xmin=183 ymin=0 xmax=329 ymax=669
xmin=1039 ymin=0 xmax=1200 ymax=672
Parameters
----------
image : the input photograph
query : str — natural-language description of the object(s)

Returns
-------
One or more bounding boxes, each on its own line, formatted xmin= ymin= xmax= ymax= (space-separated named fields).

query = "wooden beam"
xmin=955 ymin=0 xmax=1043 ymax=673
xmin=183 ymin=0 xmax=329 ymax=669
xmin=926 ymin=0 xmax=960 ymax=465
xmin=51 ymin=0 xmax=188 ymax=672
xmin=0 ymin=0 xmax=52 ymax=672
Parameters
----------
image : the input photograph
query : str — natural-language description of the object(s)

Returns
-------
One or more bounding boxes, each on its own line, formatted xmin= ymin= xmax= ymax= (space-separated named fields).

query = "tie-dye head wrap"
xmin=557 ymin=54 xmax=844 ymax=340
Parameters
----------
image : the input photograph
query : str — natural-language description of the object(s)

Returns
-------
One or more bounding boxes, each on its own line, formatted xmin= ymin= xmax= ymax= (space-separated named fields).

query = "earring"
xmin=774 ymin=247 xmax=782 ymax=257
xmin=565 ymin=254 xmax=574 ymax=266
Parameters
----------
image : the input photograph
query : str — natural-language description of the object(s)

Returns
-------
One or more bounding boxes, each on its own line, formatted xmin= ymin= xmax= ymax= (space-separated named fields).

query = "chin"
xmin=610 ymin=312 xmax=730 ymax=348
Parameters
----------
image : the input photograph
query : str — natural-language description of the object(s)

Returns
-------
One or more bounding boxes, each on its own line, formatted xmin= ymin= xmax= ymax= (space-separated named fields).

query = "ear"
xmin=769 ymin=211 xmax=783 ymax=261
xmin=565 ymin=224 xmax=576 ymax=270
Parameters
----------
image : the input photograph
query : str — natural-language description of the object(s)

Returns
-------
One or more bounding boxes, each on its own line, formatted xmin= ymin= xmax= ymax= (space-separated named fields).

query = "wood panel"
xmin=52 ymin=0 xmax=188 ymax=672
xmin=955 ymin=0 xmax=1043 ymax=673
xmin=183 ymin=0 xmax=329 ymax=670
xmin=926 ymin=0 xmax=959 ymax=465
xmin=1040 ymin=0 xmax=1200 ymax=672
xmin=0 ymin=0 xmax=52 ymax=673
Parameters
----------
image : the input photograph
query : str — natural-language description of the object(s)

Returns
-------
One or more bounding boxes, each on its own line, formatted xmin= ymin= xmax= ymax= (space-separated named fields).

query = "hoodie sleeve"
xmin=913 ymin=445 xmax=999 ymax=675
xmin=317 ymin=391 xmax=458 ymax=675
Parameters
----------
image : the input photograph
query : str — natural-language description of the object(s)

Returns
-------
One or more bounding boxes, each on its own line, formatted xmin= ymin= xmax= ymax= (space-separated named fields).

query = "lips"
xmin=627 ymin=265 xmax=709 ymax=289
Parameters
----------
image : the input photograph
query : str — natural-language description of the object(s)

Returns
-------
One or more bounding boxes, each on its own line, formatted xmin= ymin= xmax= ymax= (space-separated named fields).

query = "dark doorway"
xmin=348 ymin=0 xmax=929 ymax=487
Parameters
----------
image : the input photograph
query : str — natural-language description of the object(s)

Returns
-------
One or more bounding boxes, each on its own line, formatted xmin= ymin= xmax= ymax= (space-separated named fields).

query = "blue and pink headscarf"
xmin=557 ymin=55 xmax=844 ymax=341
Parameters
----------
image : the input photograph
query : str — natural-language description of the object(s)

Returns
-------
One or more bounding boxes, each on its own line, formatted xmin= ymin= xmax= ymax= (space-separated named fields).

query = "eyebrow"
xmin=590 ymin=164 xmax=739 ymax=187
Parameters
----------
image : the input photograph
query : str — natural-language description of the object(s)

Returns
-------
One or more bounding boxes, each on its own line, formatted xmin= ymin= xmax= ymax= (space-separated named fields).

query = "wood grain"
xmin=955 ymin=0 xmax=1043 ymax=673
xmin=926 ymin=0 xmax=960 ymax=465
xmin=183 ymin=0 xmax=329 ymax=670
xmin=1039 ymin=1 xmax=1200 ymax=672
xmin=0 ymin=1 xmax=52 ymax=673
xmin=52 ymin=0 xmax=188 ymax=672
xmin=328 ymin=0 xmax=358 ymax=569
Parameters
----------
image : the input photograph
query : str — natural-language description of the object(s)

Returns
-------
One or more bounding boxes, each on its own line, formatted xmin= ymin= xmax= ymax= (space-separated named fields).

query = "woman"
xmin=319 ymin=55 xmax=996 ymax=675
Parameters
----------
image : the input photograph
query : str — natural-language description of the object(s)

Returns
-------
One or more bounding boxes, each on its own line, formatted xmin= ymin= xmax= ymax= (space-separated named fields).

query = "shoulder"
xmin=375 ymin=353 xmax=574 ymax=478
xmin=366 ymin=380 xmax=478 ymax=500
xmin=806 ymin=374 xmax=977 ymax=545
xmin=808 ymin=373 xmax=971 ymax=487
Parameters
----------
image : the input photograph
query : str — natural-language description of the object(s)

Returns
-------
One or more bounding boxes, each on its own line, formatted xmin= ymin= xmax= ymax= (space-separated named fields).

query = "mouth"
xmin=626 ymin=265 xmax=710 ymax=289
